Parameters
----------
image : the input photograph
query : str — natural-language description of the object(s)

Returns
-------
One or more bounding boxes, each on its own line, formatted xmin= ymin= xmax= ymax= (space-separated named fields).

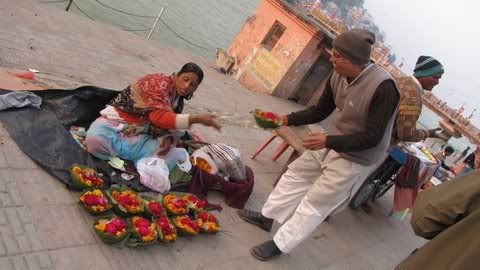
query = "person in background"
xmin=394 ymin=56 xmax=444 ymax=142
xmin=454 ymin=146 xmax=471 ymax=164
xmin=452 ymin=149 xmax=476 ymax=177
xmin=86 ymin=62 xmax=221 ymax=163
xmin=360 ymin=56 xmax=445 ymax=212
xmin=396 ymin=147 xmax=480 ymax=270
xmin=433 ymin=146 xmax=454 ymax=181
xmin=239 ymin=29 xmax=400 ymax=261
xmin=434 ymin=146 xmax=454 ymax=171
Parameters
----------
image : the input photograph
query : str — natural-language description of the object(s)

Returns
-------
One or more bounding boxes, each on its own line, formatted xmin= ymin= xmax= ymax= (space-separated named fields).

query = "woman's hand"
xmin=302 ymin=132 xmax=327 ymax=150
xmin=189 ymin=114 xmax=222 ymax=130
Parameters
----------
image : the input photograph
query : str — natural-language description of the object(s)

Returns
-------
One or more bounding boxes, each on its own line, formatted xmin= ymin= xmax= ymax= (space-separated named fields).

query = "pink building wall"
xmin=228 ymin=0 xmax=328 ymax=98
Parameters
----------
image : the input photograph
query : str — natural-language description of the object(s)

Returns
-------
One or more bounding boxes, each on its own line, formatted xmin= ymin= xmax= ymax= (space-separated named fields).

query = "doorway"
xmin=292 ymin=56 xmax=332 ymax=105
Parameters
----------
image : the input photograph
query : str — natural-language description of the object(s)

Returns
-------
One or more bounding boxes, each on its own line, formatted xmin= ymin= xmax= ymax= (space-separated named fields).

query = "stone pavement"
xmin=0 ymin=0 xmax=425 ymax=269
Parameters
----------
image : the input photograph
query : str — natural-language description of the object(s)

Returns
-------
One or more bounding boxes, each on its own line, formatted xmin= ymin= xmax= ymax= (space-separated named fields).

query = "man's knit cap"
xmin=333 ymin=29 xmax=375 ymax=65
xmin=413 ymin=56 xmax=444 ymax=77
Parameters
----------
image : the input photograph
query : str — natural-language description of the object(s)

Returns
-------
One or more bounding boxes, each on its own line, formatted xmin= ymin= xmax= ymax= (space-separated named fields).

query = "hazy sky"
xmin=363 ymin=0 xmax=480 ymax=125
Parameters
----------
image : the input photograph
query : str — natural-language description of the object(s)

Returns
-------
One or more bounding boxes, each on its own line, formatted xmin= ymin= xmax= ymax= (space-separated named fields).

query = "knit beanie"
xmin=413 ymin=56 xmax=444 ymax=77
xmin=333 ymin=29 xmax=375 ymax=65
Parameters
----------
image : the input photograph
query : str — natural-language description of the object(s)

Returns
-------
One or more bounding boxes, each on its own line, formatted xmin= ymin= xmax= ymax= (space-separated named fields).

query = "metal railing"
xmin=42 ymin=0 xmax=217 ymax=52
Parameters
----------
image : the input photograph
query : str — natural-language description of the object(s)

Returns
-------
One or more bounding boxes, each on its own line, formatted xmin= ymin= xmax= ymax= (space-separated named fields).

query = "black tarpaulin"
xmin=0 ymin=86 xmax=151 ymax=189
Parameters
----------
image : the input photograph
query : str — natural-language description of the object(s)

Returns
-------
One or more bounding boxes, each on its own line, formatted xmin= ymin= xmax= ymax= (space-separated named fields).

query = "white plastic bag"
xmin=136 ymin=157 xmax=171 ymax=193
xmin=158 ymin=147 xmax=192 ymax=172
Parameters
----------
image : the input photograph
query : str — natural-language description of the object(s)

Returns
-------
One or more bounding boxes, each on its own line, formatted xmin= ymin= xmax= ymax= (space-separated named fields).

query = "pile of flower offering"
xmin=129 ymin=216 xmax=157 ymax=243
xmin=79 ymin=189 xmax=111 ymax=215
xmin=108 ymin=185 xmax=144 ymax=216
xmin=155 ymin=215 xmax=177 ymax=243
xmin=94 ymin=216 xmax=129 ymax=244
xmin=196 ymin=211 xmax=220 ymax=234
xmin=70 ymin=164 xmax=104 ymax=190
xmin=190 ymin=156 xmax=213 ymax=173
xmin=163 ymin=193 xmax=188 ymax=216
xmin=252 ymin=109 xmax=281 ymax=129
xmin=172 ymin=215 xmax=200 ymax=236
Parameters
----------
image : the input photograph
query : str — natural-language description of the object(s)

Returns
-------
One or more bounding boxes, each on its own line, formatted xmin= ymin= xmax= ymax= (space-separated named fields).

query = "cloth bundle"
xmin=204 ymin=143 xmax=246 ymax=181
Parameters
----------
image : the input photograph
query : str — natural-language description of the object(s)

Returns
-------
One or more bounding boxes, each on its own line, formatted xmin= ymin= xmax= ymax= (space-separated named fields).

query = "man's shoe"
xmin=250 ymin=240 xmax=282 ymax=261
xmin=238 ymin=209 xmax=273 ymax=232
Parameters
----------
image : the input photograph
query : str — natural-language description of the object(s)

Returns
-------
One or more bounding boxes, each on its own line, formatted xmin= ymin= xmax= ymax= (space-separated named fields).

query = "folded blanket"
xmin=189 ymin=165 xmax=254 ymax=209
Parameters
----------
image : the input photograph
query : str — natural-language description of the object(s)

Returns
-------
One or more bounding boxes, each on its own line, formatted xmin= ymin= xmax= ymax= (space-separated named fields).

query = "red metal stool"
xmin=251 ymin=126 xmax=311 ymax=186
xmin=250 ymin=131 xmax=290 ymax=161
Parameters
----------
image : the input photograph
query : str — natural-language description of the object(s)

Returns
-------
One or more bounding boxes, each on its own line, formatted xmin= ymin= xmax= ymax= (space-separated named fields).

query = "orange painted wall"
xmin=228 ymin=0 xmax=326 ymax=96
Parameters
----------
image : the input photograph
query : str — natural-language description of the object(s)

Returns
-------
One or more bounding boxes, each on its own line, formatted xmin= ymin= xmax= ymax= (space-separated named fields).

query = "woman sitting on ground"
xmin=85 ymin=62 xmax=220 ymax=163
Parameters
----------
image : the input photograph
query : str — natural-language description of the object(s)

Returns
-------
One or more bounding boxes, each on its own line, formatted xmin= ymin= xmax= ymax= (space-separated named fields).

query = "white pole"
xmin=148 ymin=6 xmax=165 ymax=39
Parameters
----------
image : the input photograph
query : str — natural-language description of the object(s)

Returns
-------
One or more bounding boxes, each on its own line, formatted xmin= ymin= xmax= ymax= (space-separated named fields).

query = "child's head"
xmin=444 ymin=146 xmax=454 ymax=156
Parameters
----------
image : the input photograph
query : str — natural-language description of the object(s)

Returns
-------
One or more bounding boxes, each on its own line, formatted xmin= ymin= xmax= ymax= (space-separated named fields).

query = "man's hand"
xmin=302 ymin=132 xmax=327 ymax=150
xmin=427 ymin=127 xmax=442 ymax=138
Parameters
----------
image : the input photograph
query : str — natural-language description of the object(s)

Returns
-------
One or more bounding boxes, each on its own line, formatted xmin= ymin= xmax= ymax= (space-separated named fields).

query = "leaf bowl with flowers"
xmin=127 ymin=216 xmax=158 ymax=245
xmin=172 ymin=215 xmax=200 ymax=236
xmin=141 ymin=195 xmax=166 ymax=218
xmin=93 ymin=215 xmax=130 ymax=245
xmin=252 ymin=109 xmax=281 ymax=129
xmin=107 ymin=185 xmax=144 ymax=217
xmin=196 ymin=211 xmax=221 ymax=234
xmin=155 ymin=215 xmax=177 ymax=243
xmin=181 ymin=193 xmax=207 ymax=214
xmin=162 ymin=193 xmax=189 ymax=216
xmin=79 ymin=189 xmax=112 ymax=215
xmin=70 ymin=164 xmax=104 ymax=191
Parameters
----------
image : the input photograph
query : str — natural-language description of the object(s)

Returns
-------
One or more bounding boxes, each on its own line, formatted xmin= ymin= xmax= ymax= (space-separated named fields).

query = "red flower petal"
xmin=105 ymin=222 xmax=117 ymax=234
xmin=148 ymin=201 xmax=163 ymax=215
xmin=138 ymin=226 xmax=150 ymax=236
xmin=134 ymin=217 xmax=150 ymax=228
xmin=112 ymin=218 xmax=126 ymax=229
